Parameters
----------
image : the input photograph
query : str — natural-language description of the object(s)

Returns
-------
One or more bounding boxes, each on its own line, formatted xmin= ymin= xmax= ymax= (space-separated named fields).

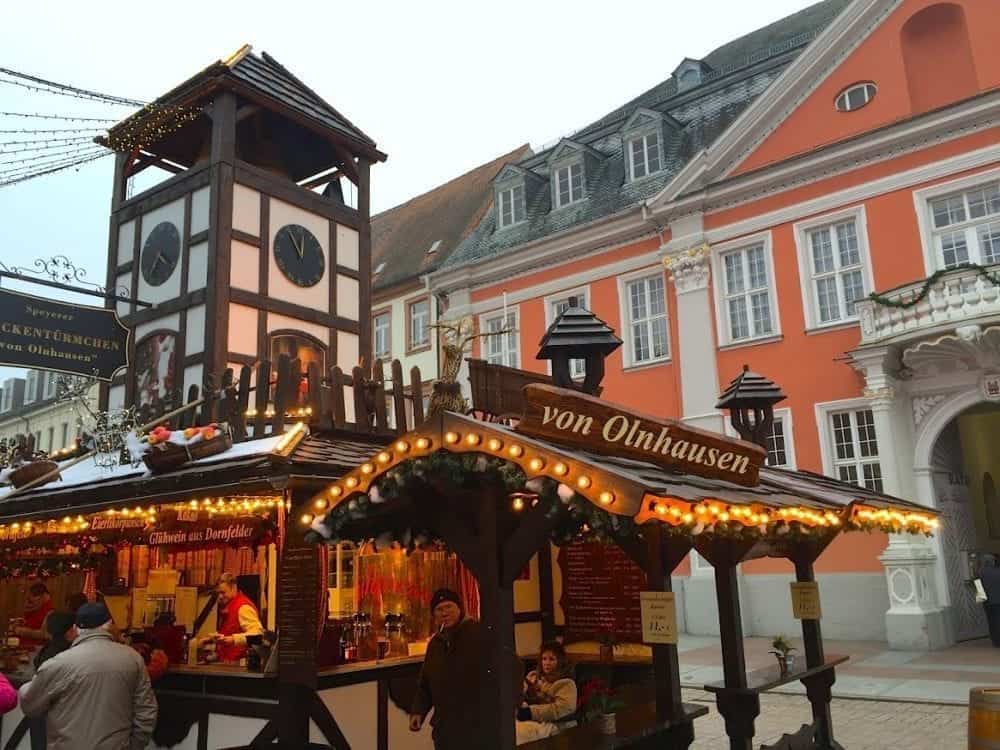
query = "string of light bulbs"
xmin=0 ymin=67 xmax=147 ymax=107
xmin=0 ymin=143 xmax=105 ymax=167
xmin=0 ymin=137 xmax=97 ymax=153
xmin=0 ymin=126 xmax=106 ymax=134
xmin=0 ymin=150 xmax=110 ymax=187
xmin=0 ymin=111 xmax=116 ymax=122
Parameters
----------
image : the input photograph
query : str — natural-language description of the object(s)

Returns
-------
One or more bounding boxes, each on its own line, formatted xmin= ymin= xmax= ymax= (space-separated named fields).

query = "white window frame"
xmin=815 ymin=398 xmax=883 ymax=492
xmin=43 ymin=372 xmax=58 ymax=400
xmin=711 ymin=232 xmax=781 ymax=347
xmin=24 ymin=371 xmax=38 ymax=405
xmin=497 ymin=183 xmax=526 ymax=229
xmin=626 ymin=129 xmax=663 ymax=182
xmin=372 ymin=309 xmax=392 ymax=361
xmin=616 ymin=267 xmax=670 ymax=369
xmin=793 ymin=205 xmax=875 ymax=331
xmin=406 ymin=296 xmax=431 ymax=352
xmin=544 ymin=286 xmax=591 ymax=380
xmin=834 ymin=82 xmax=877 ymax=112
xmin=913 ymin=166 xmax=1000 ymax=275
xmin=478 ymin=307 xmax=520 ymax=368
xmin=552 ymin=161 xmax=584 ymax=208
xmin=724 ymin=406 xmax=796 ymax=469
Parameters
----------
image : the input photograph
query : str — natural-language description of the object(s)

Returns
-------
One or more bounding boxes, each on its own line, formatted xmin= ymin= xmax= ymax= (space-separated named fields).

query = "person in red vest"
xmin=15 ymin=582 xmax=54 ymax=649
xmin=211 ymin=572 xmax=263 ymax=663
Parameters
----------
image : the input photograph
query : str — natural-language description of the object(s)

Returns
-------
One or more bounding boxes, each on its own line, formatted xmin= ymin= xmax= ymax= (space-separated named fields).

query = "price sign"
xmin=639 ymin=591 xmax=677 ymax=645
xmin=790 ymin=581 xmax=822 ymax=620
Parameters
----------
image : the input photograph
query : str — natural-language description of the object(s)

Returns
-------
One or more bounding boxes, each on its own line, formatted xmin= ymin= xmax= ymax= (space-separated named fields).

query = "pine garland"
xmin=868 ymin=263 xmax=1000 ymax=310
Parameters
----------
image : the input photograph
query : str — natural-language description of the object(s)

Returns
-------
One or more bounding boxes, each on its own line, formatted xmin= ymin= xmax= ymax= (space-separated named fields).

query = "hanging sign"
xmin=790 ymin=581 xmax=822 ymax=620
xmin=981 ymin=374 xmax=1000 ymax=401
xmin=0 ymin=287 xmax=129 ymax=381
xmin=516 ymin=384 xmax=765 ymax=486
xmin=639 ymin=591 xmax=678 ymax=645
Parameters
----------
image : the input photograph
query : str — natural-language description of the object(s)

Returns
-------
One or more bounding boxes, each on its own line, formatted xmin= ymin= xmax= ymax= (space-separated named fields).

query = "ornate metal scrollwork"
xmin=0 ymin=255 xmax=130 ymax=300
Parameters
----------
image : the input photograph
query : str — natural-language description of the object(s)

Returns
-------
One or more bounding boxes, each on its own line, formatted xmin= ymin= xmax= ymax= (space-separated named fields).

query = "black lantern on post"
xmin=536 ymin=298 xmax=622 ymax=396
xmin=716 ymin=364 xmax=786 ymax=450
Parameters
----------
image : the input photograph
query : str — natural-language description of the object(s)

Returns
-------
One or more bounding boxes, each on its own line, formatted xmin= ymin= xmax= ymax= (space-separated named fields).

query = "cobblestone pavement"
xmin=686 ymin=689 xmax=967 ymax=750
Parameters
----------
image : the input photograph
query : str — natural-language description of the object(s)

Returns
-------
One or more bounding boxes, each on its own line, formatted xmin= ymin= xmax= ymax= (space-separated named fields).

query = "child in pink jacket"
xmin=0 ymin=673 xmax=17 ymax=714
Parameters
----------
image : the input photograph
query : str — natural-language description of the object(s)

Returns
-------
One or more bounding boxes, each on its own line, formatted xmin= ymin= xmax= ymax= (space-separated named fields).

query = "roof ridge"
xmin=256 ymin=50 xmax=376 ymax=147
xmin=373 ymin=143 xmax=531 ymax=219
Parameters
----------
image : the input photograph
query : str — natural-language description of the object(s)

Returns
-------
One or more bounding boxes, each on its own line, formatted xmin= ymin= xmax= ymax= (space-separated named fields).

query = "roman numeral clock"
xmin=100 ymin=45 xmax=385 ymax=419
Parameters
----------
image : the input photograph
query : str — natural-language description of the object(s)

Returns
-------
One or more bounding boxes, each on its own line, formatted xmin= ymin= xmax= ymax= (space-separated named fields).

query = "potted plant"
xmin=769 ymin=634 xmax=796 ymax=675
xmin=578 ymin=678 xmax=625 ymax=735
xmin=597 ymin=627 xmax=617 ymax=664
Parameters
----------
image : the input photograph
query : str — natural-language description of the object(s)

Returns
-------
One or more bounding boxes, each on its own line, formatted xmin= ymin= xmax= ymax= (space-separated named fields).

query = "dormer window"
xmin=628 ymin=132 xmax=661 ymax=181
xmin=554 ymin=162 xmax=584 ymax=208
xmin=498 ymin=184 xmax=525 ymax=229
xmin=673 ymin=58 xmax=712 ymax=92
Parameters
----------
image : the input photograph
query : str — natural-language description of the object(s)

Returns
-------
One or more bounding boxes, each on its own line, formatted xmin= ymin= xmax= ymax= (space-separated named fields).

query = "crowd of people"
xmin=409 ymin=588 xmax=581 ymax=749
xmin=0 ymin=572 xmax=265 ymax=750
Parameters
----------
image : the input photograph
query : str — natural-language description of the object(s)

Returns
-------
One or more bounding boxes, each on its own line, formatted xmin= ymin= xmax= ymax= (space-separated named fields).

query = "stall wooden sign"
xmin=516 ymin=384 xmax=765 ymax=486
xmin=0 ymin=287 xmax=129 ymax=381
xmin=639 ymin=591 xmax=678 ymax=645
xmin=790 ymin=581 xmax=822 ymax=620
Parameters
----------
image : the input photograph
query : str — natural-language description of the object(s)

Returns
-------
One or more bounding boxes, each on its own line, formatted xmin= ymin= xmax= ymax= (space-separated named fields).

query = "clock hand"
xmin=297 ymin=230 xmax=306 ymax=259
xmin=290 ymin=232 xmax=303 ymax=259
xmin=150 ymin=252 xmax=164 ymax=271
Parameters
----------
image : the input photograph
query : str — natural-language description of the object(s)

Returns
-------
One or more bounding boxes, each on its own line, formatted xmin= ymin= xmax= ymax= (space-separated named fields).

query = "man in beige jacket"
xmin=19 ymin=602 xmax=157 ymax=750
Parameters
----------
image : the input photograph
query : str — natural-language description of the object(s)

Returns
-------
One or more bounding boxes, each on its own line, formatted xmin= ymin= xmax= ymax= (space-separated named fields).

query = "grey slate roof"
xmin=441 ymin=0 xmax=851 ymax=271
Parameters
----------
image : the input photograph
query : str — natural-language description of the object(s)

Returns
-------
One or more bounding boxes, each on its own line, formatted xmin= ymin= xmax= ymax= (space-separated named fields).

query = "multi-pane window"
xmin=60 ymin=422 xmax=69 ymax=449
xmin=498 ymin=184 xmax=526 ymax=229
xmin=834 ymin=82 xmax=877 ymax=112
xmin=551 ymin=296 xmax=588 ymax=378
xmin=24 ymin=371 xmax=38 ymax=404
xmin=807 ymin=219 xmax=867 ymax=325
xmin=628 ymin=132 xmax=661 ymax=181
xmin=829 ymin=408 xmax=882 ymax=491
xmin=373 ymin=311 xmax=391 ymax=360
xmin=554 ymin=163 xmax=584 ymax=207
xmin=765 ymin=417 xmax=788 ymax=467
xmin=483 ymin=311 xmax=519 ymax=368
xmin=928 ymin=181 xmax=1000 ymax=268
xmin=42 ymin=372 xmax=58 ymax=400
xmin=721 ymin=244 xmax=774 ymax=341
xmin=624 ymin=275 xmax=669 ymax=365
xmin=408 ymin=299 xmax=430 ymax=350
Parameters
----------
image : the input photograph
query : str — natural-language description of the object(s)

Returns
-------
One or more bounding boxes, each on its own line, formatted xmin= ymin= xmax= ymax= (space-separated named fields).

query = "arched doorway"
xmin=926 ymin=402 xmax=1000 ymax=640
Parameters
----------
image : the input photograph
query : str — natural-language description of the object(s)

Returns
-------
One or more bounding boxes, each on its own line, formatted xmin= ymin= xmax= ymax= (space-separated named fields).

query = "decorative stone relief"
xmin=663 ymin=244 xmax=711 ymax=294
xmin=862 ymin=385 xmax=895 ymax=408
xmin=911 ymin=392 xmax=948 ymax=427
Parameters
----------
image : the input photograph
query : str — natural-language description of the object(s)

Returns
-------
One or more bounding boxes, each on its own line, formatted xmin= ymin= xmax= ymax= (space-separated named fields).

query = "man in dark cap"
xmin=18 ymin=602 xmax=157 ymax=750
xmin=410 ymin=588 xmax=481 ymax=749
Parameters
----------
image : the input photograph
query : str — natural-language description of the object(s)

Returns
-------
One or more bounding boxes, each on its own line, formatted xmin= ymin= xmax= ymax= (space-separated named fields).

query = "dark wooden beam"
xmin=644 ymin=525 xmax=688 ymax=722
xmin=299 ymin=168 xmax=344 ymax=190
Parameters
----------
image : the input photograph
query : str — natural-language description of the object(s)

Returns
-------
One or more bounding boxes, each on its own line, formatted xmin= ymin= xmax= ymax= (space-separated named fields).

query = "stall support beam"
xmin=795 ymin=557 xmax=842 ymax=750
xmin=643 ymin=526 xmax=689 ymax=723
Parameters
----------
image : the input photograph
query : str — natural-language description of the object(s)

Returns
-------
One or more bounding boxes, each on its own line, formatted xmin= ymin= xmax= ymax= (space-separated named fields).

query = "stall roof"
xmin=312 ymin=410 xmax=939 ymax=542
xmin=0 ymin=430 xmax=383 ymax=521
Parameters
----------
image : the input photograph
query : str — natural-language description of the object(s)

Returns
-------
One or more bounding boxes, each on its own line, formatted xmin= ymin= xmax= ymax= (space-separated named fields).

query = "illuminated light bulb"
xmin=487 ymin=438 xmax=503 ymax=452
xmin=189 ymin=500 xmax=198 ymax=508
xmin=314 ymin=499 xmax=328 ymax=510
xmin=300 ymin=513 xmax=313 ymax=525
xmin=528 ymin=457 xmax=545 ymax=472
xmin=553 ymin=462 xmax=568 ymax=476
xmin=749 ymin=514 xmax=760 ymax=524
xmin=599 ymin=491 xmax=615 ymax=506
xmin=929 ymin=518 xmax=940 ymax=529
xmin=395 ymin=441 xmax=410 ymax=453
xmin=330 ymin=487 xmax=342 ymax=498
xmin=62 ymin=516 xmax=71 ymax=523
xmin=465 ymin=433 xmax=481 ymax=446
xmin=682 ymin=513 xmax=694 ymax=524
xmin=445 ymin=432 xmax=460 ymax=444
xmin=122 ymin=509 xmax=131 ymax=517
xmin=695 ymin=505 xmax=708 ymax=515
xmin=11 ymin=523 xmax=19 ymax=530
xmin=576 ymin=476 xmax=591 ymax=489
xmin=512 ymin=497 xmax=525 ymax=511
xmin=416 ymin=437 xmax=431 ymax=450
xmin=508 ymin=445 xmax=524 ymax=458
xmin=345 ymin=477 xmax=358 ymax=489
xmin=759 ymin=514 xmax=770 ymax=524
xmin=669 ymin=507 xmax=682 ymax=518
xmin=709 ymin=505 xmax=720 ymax=516
xmin=718 ymin=512 xmax=730 ymax=522
xmin=655 ymin=504 xmax=667 ymax=515
xmin=361 ymin=463 xmax=374 ymax=475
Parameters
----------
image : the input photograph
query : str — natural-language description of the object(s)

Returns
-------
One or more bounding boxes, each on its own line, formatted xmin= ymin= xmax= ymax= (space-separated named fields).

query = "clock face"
xmin=140 ymin=221 xmax=181 ymax=287
xmin=274 ymin=224 xmax=325 ymax=287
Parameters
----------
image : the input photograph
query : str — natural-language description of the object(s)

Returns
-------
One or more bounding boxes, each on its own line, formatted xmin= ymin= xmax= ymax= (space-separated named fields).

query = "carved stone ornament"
xmin=662 ymin=244 xmax=711 ymax=294
xmin=862 ymin=385 xmax=896 ymax=406
xmin=911 ymin=392 xmax=948 ymax=427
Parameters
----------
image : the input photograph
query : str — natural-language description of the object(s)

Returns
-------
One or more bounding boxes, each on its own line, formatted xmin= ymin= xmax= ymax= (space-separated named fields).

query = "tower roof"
xmin=537 ymin=299 xmax=622 ymax=360
xmin=103 ymin=45 xmax=384 ymax=169
xmin=716 ymin=365 xmax=786 ymax=409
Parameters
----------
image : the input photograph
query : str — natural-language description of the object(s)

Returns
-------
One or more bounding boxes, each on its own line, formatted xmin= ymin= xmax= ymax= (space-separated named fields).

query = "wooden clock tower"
xmin=101 ymin=45 xmax=385 ymax=417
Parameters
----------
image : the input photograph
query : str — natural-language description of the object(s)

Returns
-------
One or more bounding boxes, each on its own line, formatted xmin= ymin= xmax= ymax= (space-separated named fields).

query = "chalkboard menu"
xmin=278 ymin=535 xmax=319 ymax=685
xmin=558 ymin=541 xmax=645 ymax=642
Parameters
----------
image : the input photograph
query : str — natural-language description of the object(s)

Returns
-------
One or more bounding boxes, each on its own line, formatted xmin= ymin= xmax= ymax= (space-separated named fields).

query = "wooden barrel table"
xmin=970 ymin=687 xmax=1000 ymax=749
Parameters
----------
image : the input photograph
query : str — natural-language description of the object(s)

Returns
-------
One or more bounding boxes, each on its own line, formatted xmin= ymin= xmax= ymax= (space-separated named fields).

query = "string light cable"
xmin=0 ymin=143 xmax=106 ymax=168
xmin=0 ymin=151 xmax=110 ymax=187
xmin=0 ymin=148 xmax=108 ymax=180
xmin=0 ymin=67 xmax=147 ymax=107
xmin=0 ymin=111 xmax=117 ymax=122
xmin=0 ymin=136 xmax=98 ymax=154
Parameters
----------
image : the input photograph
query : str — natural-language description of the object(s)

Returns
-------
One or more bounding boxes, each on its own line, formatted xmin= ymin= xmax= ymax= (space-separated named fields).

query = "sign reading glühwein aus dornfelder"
xmin=516 ymin=384 xmax=766 ymax=487
xmin=0 ymin=287 xmax=129 ymax=381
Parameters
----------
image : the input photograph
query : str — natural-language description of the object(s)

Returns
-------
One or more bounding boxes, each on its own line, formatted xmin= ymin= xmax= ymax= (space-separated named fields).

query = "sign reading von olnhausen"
xmin=0 ymin=287 xmax=129 ymax=381
xmin=516 ymin=384 xmax=765 ymax=486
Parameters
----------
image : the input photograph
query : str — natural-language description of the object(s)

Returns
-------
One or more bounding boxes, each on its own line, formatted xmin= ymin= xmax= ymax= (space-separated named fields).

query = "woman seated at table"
xmin=517 ymin=642 xmax=578 ymax=735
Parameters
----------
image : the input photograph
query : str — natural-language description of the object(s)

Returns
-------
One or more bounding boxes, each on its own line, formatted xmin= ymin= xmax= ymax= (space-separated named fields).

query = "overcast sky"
xmin=0 ymin=0 xmax=817 ymax=381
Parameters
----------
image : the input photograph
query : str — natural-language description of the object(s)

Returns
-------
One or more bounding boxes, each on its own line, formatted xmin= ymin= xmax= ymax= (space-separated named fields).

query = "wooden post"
xmin=794 ymin=555 xmax=839 ymax=750
xmin=644 ymin=527 xmax=687 ymax=722
xmin=478 ymin=486 xmax=517 ymax=750
xmin=277 ymin=488 xmax=320 ymax=749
